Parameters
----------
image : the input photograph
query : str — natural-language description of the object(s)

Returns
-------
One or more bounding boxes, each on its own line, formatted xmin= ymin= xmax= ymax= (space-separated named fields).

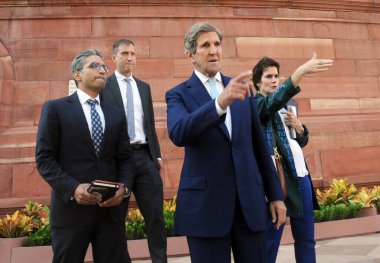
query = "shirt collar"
xmin=77 ymin=88 xmax=100 ymax=105
xmin=115 ymin=70 xmax=134 ymax=82
xmin=194 ymin=70 xmax=222 ymax=86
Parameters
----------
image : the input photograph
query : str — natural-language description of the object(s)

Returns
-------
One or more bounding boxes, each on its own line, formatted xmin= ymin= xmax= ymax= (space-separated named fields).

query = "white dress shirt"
xmin=194 ymin=70 xmax=232 ymax=138
xmin=115 ymin=71 xmax=146 ymax=144
xmin=278 ymin=108 xmax=309 ymax=177
xmin=76 ymin=88 xmax=105 ymax=136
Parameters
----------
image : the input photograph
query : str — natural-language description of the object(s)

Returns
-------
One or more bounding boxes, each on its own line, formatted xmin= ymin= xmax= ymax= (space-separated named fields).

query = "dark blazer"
xmin=35 ymin=92 xmax=134 ymax=227
xmin=165 ymin=72 xmax=284 ymax=237
xmin=254 ymin=77 xmax=319 ymax=217
xmin=101 ymin=73 xmax=161 ymax=166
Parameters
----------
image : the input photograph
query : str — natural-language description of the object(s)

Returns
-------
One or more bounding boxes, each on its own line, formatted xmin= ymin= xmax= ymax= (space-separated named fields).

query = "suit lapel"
xmin=220 ymin=74 xmax=232 ymax=142
xmin=187 ymin=72 xmax=231 ymax=142
xmin=100 ymin=103 xmax=113 ymax=155
xmin=108 ymin=74 xmax=125 ymax=109
xmin=67 ymin=93 xmax=95 ymax=155
xmin=186 ymin=72 xmax=212 ymax=107
xmin=134 ymin=77 xmax=149 ymax=130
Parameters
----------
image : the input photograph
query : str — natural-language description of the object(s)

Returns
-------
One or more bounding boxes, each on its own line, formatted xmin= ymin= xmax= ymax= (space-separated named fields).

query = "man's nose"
xmin=209 ymin=45 xmax=217 ymax=54
xmin=99 ymin=66 xmax=106 ymax=73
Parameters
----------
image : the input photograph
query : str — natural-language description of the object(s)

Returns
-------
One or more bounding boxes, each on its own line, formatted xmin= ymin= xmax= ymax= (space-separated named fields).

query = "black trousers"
xmin=51 ymin=207 xmax=130 ymax=263
xmin=130 ymin=147 xmax=167 ymax=263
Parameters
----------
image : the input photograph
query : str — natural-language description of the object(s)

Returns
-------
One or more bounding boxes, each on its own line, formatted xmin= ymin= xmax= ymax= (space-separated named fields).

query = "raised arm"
xmin=291 ymin=53 xmax=333 ymax=87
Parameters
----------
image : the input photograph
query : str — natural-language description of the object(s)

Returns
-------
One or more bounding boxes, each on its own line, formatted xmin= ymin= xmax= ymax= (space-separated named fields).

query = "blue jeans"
xmin=266 ymin=176 xmax=316 ymax=263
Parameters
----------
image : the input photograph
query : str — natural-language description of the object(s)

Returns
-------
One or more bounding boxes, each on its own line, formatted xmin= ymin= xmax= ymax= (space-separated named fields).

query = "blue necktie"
xmin=125 ymin=78 xmax=136 ymax=140
xmin=87 ymin=99 xmax=103 ymax=156
xmin=208 ymin=78 xmax=219 ymax=99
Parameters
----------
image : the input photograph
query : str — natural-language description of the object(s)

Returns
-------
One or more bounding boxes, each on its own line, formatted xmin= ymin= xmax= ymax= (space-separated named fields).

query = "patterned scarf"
xmin=262 ymin=110 xmax=298 ymax=178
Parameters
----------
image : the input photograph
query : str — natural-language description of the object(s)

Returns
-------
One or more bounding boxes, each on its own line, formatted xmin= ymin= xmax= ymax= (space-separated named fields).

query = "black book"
xmin=87 ymin=180 xmax=120 ymax=202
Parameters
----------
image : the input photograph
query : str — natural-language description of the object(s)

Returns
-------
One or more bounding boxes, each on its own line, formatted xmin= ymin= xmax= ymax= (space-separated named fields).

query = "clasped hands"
xmin=73 ymin=183 xmax=126 ymax=207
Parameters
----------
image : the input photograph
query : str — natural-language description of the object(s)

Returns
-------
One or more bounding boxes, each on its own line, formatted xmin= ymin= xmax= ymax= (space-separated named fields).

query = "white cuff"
xmin=214 ymin=96 xmax=227 ymax=116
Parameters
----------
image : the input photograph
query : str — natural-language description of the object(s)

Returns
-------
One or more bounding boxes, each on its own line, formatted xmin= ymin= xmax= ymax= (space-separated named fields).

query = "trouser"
xmin=131 ymin=146 xmax=167 ymax=263
xmin=187 ymin=197 xmax=267 ymax=263
xmin=266 ymin=176 xmax=316 ymax=263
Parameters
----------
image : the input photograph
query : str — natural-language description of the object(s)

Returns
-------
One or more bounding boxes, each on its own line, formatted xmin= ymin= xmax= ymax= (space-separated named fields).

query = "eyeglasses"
xmin=83 ymin=62 xmax=110 ymax=72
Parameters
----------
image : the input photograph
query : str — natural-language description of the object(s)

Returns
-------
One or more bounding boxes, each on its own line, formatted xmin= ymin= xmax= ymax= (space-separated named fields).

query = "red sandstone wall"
xmin=0 ymin=1 xmax=380 ymax=211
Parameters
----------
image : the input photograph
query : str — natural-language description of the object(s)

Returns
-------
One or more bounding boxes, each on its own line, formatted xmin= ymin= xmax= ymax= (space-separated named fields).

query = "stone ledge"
xmin=281 ymin=215 xmax=380 ymax=245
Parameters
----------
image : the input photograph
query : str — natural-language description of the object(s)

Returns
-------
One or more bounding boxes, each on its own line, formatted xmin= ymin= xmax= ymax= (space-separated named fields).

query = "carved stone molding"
xmin=1 ymin=0 xmax=380 ymax=13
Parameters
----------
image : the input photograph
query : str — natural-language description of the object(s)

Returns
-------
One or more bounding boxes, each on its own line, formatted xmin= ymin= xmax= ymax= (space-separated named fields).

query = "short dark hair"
xmin=112 ymin=39 xmax=135 ymax=55
xmin=252 ymin=57 xmax=280 ymax=91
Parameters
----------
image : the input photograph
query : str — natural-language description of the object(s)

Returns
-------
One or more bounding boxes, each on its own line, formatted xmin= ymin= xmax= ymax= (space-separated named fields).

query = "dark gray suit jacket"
xmin=100 ymin=73 xmax=161 ymax=167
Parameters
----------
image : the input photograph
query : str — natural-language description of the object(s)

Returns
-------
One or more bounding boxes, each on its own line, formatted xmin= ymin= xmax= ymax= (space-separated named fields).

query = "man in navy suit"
xmin=165 ymin=22 xmax=287 ymax=263
xmin=36 ymin=49 xmax=133 ymax=263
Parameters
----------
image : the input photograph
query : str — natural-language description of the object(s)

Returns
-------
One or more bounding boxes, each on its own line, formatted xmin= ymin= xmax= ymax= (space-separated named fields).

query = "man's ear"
xmin=73 ymin=71 xmax=81 ymax=82
xmin=188 ymin=52 xmax=195 ymax=63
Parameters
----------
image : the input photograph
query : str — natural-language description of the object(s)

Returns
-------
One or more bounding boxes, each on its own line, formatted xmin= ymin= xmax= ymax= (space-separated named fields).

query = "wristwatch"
xmin=124 ymin=187 xmax=131 ymax=198
xmin=297 ymin=126 xmax=305 ymax=136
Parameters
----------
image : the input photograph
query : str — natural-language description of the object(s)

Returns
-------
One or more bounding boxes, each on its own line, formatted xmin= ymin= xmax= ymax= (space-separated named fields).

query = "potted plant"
xmin=352 ymin=187 xmax=379 ymax=216
xmin=125 ymin=195 xmax=187 ymax=259
xmin=0 ymin=211 xmax=33 ymax=263
xmin=316 ymin=178 xmax=358 ymax=207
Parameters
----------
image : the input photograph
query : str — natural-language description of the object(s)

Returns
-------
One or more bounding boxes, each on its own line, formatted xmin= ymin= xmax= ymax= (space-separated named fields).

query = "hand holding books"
xmin=87 ymin=180 xmax=130 ymax=202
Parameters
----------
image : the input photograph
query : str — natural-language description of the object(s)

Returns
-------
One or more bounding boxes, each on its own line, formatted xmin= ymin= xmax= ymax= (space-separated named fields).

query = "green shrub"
xmin=314 ymin=203 xmax=363 ymax=222
xmin=313 ymin=209 xmax=324 ymax=223
xmin=375 ymin=200 xmax=380 ymax=214
xmin=24 ymin=225 xmax=52 ymax=247
xmin=164 ymin=210 xmax=175 ymax=237
xmin=125 ymin=220 xmax=147 ymax=240
xmin=347 ymin=203 xmax=362 ymax=218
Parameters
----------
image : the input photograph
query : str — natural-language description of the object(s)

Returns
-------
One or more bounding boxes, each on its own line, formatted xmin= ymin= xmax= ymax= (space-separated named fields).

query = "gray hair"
xmin=184 ymin=22 xmax=223 ymax=55
xmin=112 ymin=39 xmax=135 ymax=55
xmin=70 ymin=49 xmax=103 ymax=73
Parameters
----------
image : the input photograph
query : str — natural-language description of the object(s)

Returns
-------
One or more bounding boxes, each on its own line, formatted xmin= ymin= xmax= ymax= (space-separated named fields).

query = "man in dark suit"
xmin=36 ymin=49 xmax=133 ymax=263
xmin=101 ymin=39 xmax=167 ymax=263
xmin=165 ymin=22 xmax=287 ymax=263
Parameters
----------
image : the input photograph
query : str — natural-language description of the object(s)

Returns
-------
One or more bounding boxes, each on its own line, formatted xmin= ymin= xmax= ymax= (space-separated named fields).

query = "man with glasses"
xmin=36 ymin=49 xmax=134 ymax=263
xmin=101 ymin=39 xmax=167 ymax=263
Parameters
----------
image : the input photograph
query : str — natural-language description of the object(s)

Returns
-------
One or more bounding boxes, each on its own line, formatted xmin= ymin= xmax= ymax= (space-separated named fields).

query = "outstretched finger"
xmin=232 ymin=70 xmax=252 ymax=84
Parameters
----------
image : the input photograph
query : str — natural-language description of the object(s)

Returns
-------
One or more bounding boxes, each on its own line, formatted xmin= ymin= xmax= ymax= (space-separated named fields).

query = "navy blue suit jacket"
xmin=36 ymin=92 xmax=133 ymax=227
xmin=166 ymin=72 xmax=284 ymax=237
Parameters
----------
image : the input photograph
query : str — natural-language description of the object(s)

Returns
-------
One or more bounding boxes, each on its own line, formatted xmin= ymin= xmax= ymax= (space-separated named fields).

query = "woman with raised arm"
xmin=252 ymin=53 xmax=333 ymax=263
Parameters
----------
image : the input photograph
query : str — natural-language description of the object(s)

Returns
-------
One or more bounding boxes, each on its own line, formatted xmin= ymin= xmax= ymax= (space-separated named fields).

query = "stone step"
xmin=0 ymin=126 xmax=37 ymax=147
xmin=0 ymin=144 xmax=35 ymax=160
xmin=0 ymin=127 xmax=37 ymax=164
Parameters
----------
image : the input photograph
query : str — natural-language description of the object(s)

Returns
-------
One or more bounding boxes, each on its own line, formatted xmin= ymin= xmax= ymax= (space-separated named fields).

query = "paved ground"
xmin=133 ymin=233 xmax=380 ymax=262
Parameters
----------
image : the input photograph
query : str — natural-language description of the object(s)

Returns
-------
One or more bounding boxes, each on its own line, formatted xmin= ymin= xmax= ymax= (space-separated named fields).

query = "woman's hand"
xmin=291 ymin=53 xmax=333 ymax=86
xmin=282 ymin=108 xmax=303 ymax=134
